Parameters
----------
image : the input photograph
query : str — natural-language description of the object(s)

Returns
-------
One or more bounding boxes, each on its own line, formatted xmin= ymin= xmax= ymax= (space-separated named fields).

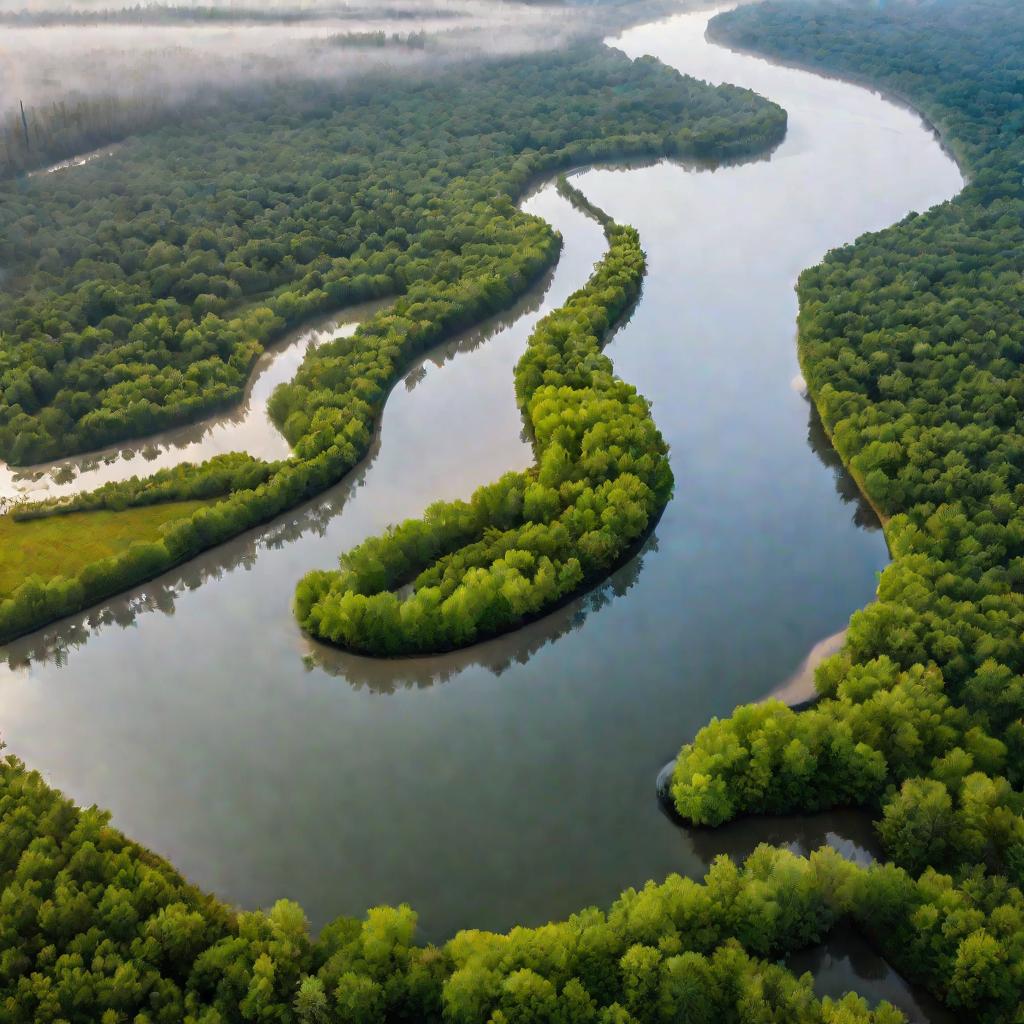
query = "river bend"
xmin=0 ymin=6 xmax=962 ymax=1017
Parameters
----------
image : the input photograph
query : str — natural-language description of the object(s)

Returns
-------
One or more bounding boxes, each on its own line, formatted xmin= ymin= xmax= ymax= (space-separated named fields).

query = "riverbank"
xmin=705 ymin=2 xmax=973 ymax=546
xmin=704 ymin=9 xmax=972 ymax=184
xmin=0 ymin=1 xmax=958 ymax=956
xmin=0 ymin=299 xmax=391 ymax=506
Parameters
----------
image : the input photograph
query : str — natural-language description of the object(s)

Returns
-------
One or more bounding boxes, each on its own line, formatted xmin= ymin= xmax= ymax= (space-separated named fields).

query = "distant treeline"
xmin=0 ymin=46 xmax=783 ymax=464
xmin=327 ymin=30 xmax=429 ymax=49
xmin=0 ymin=4 xmax=463 ymax=26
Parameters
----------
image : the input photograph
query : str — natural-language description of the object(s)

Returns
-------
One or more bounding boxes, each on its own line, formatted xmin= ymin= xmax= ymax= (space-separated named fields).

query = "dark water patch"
xmin=687 ymin=808 xmax=881 ymax=869
xmin=789 ymin=924 xmax=957 ymax=1024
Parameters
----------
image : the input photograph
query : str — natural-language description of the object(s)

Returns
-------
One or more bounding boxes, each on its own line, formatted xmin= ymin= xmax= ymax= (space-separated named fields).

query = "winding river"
xmin=0 ymin=6 xmax=963 ymax=1019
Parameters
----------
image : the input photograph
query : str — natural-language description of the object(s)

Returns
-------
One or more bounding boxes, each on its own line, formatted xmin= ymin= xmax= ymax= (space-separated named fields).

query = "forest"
xmin=3 ymin=0 xmax=1024 ymax=1020
xmin=293 ymin=180 xmax=671 ymax=654
xmin=1 ymin=95 xmax=172 ymax=180
xmin=665 ymin=0 xmax=1024 ymax=1015
xmin=0 ymin=45 xmax=785 ymax=642
xmin=5 ymin=749 xmax=993 ymax=1024
xmin=0 ymin=42 xmax=783 ymax=458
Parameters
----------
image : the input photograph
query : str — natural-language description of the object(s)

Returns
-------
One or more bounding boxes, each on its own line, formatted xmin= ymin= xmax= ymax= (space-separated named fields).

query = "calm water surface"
xmin=0 ymin=9 xmax=962 ymax=1015
xmin=0 ymin=301 xmax=386 ymax=504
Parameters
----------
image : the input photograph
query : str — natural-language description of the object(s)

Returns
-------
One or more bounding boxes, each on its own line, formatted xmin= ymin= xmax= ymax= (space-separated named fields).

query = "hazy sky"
xmin=0 ymin=1 xmax=591 ymax=108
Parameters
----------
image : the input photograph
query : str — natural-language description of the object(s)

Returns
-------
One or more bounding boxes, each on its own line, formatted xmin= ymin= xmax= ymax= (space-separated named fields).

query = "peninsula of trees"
xmin=294 ymin=180 xmax=671 ymax=654
xmin=4 ymin=0 xmax=1024 ymax=1021
xmin=0 ymin=45 xmax=785 ymax=642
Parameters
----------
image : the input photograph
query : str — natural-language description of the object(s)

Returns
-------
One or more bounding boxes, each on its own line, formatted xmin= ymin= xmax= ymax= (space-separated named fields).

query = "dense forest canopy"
xmin=5 ymin=0 xmax=1024 ymax=1021
xmin=3 ymin=750 xmax=968 ymax=1023
xmin=0 ymin=42 xmax=785 ymax=644
xmin=0 ymin=46 xmax=780 ymax=462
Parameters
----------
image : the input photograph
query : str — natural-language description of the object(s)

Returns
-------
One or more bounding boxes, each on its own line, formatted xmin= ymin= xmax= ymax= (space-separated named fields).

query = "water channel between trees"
xmin=0 ymin=6 xmax=964 ymax=1019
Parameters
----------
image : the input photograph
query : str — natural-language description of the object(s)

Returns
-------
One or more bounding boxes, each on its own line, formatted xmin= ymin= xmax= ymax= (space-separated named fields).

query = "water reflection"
xmin=0 ymin=300 xmax=388 ymax=504
xmin=0 ymin=459 xmax=371 ymax=673
xmin=685 ymin=809 xmax=881 ymax=870
xmin=304 ymin=537 xmax=656 ymax=692
xmin=789 ymin=924 xmax=957 ymax=1024
xmin=28 ymin=144 xmax=120 ymax=178
xmin=805 ymin=398 xmax=882 ymax=534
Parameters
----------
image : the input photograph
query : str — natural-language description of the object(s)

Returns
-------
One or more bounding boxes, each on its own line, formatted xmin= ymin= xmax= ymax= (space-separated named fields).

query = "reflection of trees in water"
xmin=0 ymin=447 xmax=374 ymax=672
xmin=804 ymin=396 xmax=881 ymax=532
xmin=0 ymin=252 xmax=572 ymax=673
xmin=4 ymin=477 xmax=657 ymax=684
xmin=665 ymin=807 xmax=959 ymax=1020
xmin=393 ymin=258 xmax=557 ymax=383
xmin=303 ymin=535 xmax=657 ymax=692
xmin=788 ymin=923 xmax=958 ymax=1024
xmin=566 ymin=138 xmax=782 ymax=182
xmin=1 ymin=218 xmax=666 ymax=683
xmin=680 ymin=807 xmax=881 ymax=872
xmin=792 ymin=924 xmax=891 ymax=984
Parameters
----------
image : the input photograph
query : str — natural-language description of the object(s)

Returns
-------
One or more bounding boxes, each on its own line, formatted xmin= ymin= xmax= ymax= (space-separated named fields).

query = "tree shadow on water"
xmin=804 ymin=395 xmax=882 ymax=533
xmin=299 ymin=535 xmax=659 ymax=693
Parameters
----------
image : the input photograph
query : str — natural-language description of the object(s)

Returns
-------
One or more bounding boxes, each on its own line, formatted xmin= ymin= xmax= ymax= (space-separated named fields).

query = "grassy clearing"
xmin=0 ymin=501 xmax=208 ymax=599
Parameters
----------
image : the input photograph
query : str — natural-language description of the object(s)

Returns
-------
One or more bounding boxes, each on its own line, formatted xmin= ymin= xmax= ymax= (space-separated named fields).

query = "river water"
xmin=0 ymin=6 xmax=962 ymax=1018
xmin=0 ymin=302 xmax=386 ymax=504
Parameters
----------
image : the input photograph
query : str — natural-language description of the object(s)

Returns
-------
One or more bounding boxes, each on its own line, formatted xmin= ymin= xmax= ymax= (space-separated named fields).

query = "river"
xmin=0 ymin=6 xmax=962 ymax=1019
xmin=0 ymin=301 xmax=387 ymax=504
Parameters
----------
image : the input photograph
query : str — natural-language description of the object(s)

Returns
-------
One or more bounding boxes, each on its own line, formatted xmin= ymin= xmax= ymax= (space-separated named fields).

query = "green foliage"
xmin=0 ymin=499 xmax=208 ymax=600
xmin=327 ymin=31 xmax=429 ymax=50
xmin=295 ymin=201 xmax=671 ymax=654
xmin=0 ymin=45 xmax=784 ymax=463
xmin=0 ymin=44 xmax=785 ymax=645
xmin=20 ymin=751 xmax=1011 ymax=1024
xmin=13 ymin=3 xmax=1024 ymax=1021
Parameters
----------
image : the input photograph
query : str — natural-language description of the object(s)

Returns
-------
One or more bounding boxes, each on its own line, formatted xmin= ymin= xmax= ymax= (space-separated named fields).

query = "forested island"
xmin=1 ymin=0 xmax=1024 ymax=1021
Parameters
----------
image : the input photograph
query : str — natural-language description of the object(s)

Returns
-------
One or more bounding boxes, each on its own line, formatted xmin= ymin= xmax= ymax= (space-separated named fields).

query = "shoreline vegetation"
xmin=0 ymin=300 xmax=391 ymax=509
xmin=6 ymin=2 xmax=1024 ymax=1023
xmin=2 ymin=745 xmax=966 ymax=1024
xmin=293 ymin=176 xmax=672 ymax=656
xmin=0 ymin=49 xmax=785 ymax=644
xmin=667 ymin=3 xmax=1024 ymax=1021
xmin=703 ymin=4 xmax=988 ymax=722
